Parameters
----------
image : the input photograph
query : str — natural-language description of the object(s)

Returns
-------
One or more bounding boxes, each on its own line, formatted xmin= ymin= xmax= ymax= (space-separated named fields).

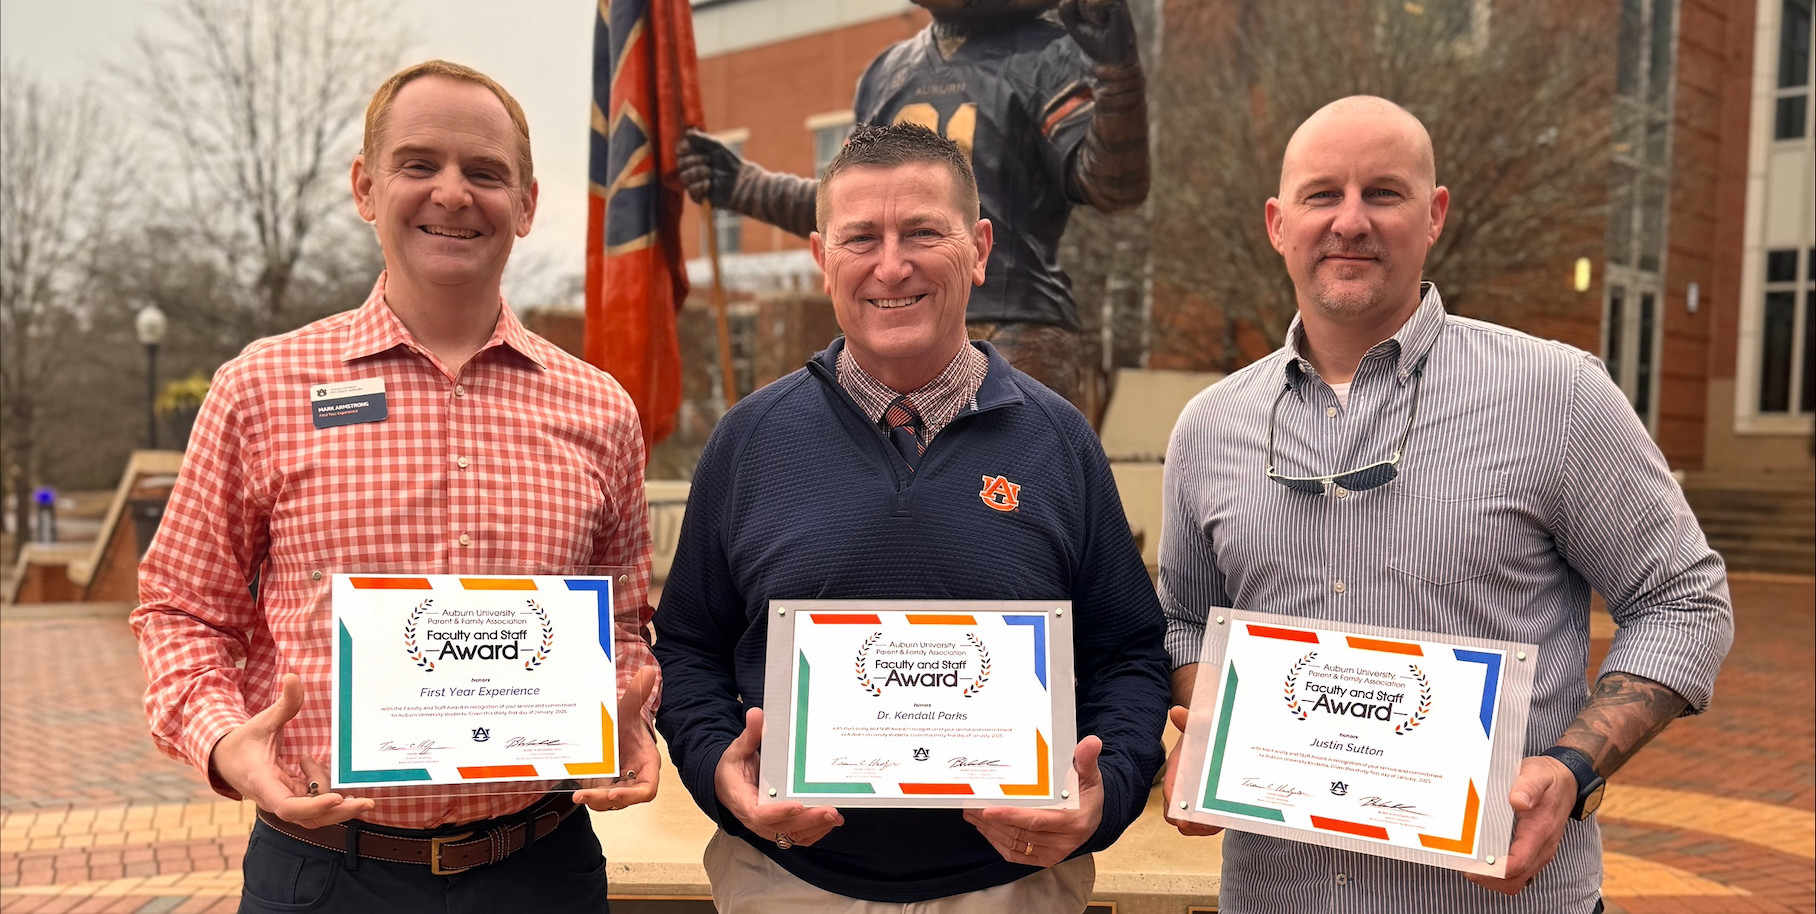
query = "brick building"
xmin=1707 ymin=0 xmax=1813 ymax=475
xmin=668 ymin=0 xmax=1812 ymax=484
xmin=1591 ymin=0 xmax=1813 ymax=478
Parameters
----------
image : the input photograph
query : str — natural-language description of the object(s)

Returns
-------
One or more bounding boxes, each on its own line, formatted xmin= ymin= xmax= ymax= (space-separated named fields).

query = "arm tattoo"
xmin=1556 ymin=672 xmax=1690 ymax=776
xmin=1170 ymin=664 xmax=1198 ymax=708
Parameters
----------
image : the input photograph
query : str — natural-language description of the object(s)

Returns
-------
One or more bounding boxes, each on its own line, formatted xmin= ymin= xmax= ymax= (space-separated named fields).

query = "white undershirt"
xmin=1330 ymin=381 xmax=1352 ymax=409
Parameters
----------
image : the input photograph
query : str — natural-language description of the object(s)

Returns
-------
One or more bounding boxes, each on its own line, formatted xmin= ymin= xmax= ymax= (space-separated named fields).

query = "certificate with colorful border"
xmin=330 ymin=573 xmax=619 ymax=789
xmin=1174 ymin=609 xmax=1536 ymax=876
xmin=759 ymin=600 xmax=1078 ymax=809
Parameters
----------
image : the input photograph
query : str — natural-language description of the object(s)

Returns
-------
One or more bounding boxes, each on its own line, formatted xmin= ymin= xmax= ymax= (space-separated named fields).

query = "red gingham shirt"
xmin=133 ymin=275 xmax=656 ymax=828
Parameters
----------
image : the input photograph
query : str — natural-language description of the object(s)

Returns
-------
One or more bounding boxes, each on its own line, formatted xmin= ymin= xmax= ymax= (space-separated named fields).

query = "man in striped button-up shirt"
xmin=1157 ymin=96 xmax=1732 ymax=913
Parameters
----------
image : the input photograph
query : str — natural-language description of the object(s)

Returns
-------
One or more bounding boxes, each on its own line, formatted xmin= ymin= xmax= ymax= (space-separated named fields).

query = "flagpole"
xmin=700 ymin=200 xmax=740 ymax=409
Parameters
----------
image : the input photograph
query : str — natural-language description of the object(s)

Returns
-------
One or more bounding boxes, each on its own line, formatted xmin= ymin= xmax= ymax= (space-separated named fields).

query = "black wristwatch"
xmin=1539 ymin=746 xmax=1606 ymax=820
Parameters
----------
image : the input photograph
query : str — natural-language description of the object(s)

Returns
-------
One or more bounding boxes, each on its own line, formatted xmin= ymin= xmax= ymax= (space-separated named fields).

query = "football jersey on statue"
xmin=855 ymin=16 xmax=1097 ymax=330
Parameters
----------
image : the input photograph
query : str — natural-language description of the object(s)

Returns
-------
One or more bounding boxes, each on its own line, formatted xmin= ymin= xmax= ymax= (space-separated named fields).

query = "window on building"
xmin=1604 ymin=0 xmax=1676 ymax=432
xmin=1647 ymin=0 xmax=1675 ymax=104
xmin=1421 ymin=0 xmax=1486 ymax=46
xmin=732 ymin=306 xmax=756 ymax=399
xmin=701 ymin=138 xmax=743 ymax=255
xmin=1778 ymin=0 xmax=1813 ymax=139
xmin=808 ymin=112 xmax=854 ymax=178
xmin=1758 ymin=248 xmax=1815 ymax=415
xmin=1397 ymin=0 xmax=1490 ymax=54
xmin=1616 ymin=0 xmax=1644 ymax=95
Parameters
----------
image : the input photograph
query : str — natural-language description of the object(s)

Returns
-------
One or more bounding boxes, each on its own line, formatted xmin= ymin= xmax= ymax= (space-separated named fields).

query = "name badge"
xmin=311 ymin=378 xmax=388 ymax=429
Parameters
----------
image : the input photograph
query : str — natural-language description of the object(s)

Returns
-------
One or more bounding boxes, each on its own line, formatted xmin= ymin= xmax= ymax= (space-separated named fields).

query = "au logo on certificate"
xmin=329 ymin=573 xmax=621 ymax=792
xmin=759 ymin=601 xmax=1079 ymax=809
xmin=1173 ymin=609 xmax=1537 ymax=876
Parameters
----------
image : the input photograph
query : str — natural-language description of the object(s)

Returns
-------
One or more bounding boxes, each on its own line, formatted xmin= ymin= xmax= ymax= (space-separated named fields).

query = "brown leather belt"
xmin=255 ymin=793 xmax=583 ymax=876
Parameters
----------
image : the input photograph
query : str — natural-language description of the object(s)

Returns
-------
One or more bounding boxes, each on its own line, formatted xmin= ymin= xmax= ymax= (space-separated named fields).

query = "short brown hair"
xmin=363 ymin=60 xmax=534 ymax=186
xmin=816 ymin=122 xmax=980 ymax=230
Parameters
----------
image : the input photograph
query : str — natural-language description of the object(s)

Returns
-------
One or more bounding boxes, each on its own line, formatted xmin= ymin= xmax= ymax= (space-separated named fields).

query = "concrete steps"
xmin=1681 ymin=474 xmax=1815 ymax=577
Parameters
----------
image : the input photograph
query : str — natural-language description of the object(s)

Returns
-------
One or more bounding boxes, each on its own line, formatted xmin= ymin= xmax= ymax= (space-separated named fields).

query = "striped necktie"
xmin=882 ymin=395 xmax=926 ymax=472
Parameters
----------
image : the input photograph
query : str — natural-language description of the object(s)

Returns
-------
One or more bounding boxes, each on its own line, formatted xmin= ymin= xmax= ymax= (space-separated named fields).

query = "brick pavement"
xmin=2 ymin=608 xmax=244 ymax=913
xmin=2 ymin=575 xmax=1811 ymax=912
xmin=1593 ymin=574 xmax=1816 ymax=914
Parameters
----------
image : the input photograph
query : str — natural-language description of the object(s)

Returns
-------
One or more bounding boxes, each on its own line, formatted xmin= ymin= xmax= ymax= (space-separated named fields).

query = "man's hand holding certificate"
xmin=331 ymin=574 xmax=626 ymax=791
xmin=1170 ymin=610 xmax=1537 ymax=876
xmin=757 ymin=601 xmax=1080 ymax=810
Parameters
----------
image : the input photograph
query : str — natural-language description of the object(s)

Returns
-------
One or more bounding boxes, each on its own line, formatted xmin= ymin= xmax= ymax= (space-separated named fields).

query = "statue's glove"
xmin=1059 ymin=0 xmax=1139 ymax=69
xmin=676 ymin=129 xmax=745 ymax=208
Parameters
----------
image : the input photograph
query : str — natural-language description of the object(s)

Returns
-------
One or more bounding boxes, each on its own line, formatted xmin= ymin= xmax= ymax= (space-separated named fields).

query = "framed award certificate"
xmin=1173 ymin=609 xmax=1537 ymax=876
xmin=329 ymin=573 xmax=621 ymax=789
xmin=759 ymin=600 xmax=1077 ymax=809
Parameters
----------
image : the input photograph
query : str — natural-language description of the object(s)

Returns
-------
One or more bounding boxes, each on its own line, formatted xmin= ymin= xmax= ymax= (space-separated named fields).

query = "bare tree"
xmin=123 ymin=0 xmax=402 ymax=332
xmin=1147 ymin=0 xmax=1616 ymax=370
xmin=0 ymin=71 xmax=133 ymax=563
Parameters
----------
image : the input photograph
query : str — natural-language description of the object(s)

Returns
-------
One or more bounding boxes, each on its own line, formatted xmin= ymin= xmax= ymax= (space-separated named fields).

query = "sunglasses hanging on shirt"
xmin=1265 ymin=365 xmax=1425 ymax=495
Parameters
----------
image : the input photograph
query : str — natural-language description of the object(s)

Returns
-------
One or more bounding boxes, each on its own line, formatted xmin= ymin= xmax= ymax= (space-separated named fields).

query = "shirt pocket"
xmin=1385 ymin=472 xmax=1512 ymax=586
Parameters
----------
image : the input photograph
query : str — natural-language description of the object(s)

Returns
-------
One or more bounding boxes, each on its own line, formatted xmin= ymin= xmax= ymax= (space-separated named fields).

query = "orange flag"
xmin=585 ymin=0 xmax=703 ymax=451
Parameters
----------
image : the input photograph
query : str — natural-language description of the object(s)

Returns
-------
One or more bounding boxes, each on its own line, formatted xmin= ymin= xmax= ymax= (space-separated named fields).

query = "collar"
xmin=835 ymin=344 xmax=987 ymax=426
xmin=339 ymin=272 xmax=547 ymax=369
xmin=1282 ymin=282 xmax=1444 ymax=390
xmin=811 ymin=338 xmax=1026 ymax=416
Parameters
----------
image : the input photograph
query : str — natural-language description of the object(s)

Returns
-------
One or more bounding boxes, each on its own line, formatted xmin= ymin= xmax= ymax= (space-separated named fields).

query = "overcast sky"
xmin=1 ymin=0 xmax=600 ymax=307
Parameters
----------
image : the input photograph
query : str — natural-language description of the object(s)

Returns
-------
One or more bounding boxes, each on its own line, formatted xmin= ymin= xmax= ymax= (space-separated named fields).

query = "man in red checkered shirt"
xmin=132 ymin=60 xmax=660 ymax=913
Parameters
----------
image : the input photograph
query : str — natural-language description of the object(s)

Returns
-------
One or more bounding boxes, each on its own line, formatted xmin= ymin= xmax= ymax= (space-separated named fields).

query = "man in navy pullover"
xmin=652 ymin=123 xmax=1169 ymax=910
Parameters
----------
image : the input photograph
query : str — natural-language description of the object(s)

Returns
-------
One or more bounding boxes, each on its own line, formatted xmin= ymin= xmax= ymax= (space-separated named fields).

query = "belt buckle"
xmin=429 ymin=831 xmax=476 ymax=876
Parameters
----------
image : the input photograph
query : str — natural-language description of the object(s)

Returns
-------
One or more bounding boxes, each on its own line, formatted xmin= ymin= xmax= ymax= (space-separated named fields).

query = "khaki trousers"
xmin=702 ymin=829 xmax=1096 ymax=913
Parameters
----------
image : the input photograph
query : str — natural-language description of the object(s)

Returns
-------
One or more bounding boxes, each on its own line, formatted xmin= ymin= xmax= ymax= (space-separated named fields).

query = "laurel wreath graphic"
xmin=1282 ymin=650 xmax=1318 ymax=719
xmin=1394 ymin=664 xmax=1433 ymax=735
xmin=523 ymin=599 xmax=554 ymax=671
xmin=853 ymin=631 xmax=884 ymax=696
xmin=403 ymin=598 xmax=435 ymax=672
xmin=961 ymin=633 xmax=991 ymax=697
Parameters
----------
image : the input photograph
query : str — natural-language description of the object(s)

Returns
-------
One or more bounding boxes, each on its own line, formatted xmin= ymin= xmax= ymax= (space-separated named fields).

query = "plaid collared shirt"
xmin=836 ymin=343 xmax=988 ymax=442
xmin=133 ymin=274 xmax=655 ymax=829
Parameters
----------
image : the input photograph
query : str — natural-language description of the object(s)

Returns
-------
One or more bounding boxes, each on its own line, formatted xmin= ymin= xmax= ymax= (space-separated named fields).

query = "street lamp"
xmin=135 ymin=303 xmax=168 ymax=450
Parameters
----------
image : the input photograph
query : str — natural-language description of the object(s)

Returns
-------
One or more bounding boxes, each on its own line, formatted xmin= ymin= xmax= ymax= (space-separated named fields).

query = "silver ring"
xmin=307 ymin=781 xmax=320 ymax=797
xmin=775 ymin=832 xmax=795 ymax=850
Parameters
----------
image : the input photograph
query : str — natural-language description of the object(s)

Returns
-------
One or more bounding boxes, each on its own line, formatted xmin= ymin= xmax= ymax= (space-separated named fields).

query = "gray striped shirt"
xmin=1158 ymin=287 xmax=1732 ymax=913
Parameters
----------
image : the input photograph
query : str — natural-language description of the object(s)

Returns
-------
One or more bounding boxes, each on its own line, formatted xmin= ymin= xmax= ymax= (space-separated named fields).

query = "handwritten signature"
xmin=505 ymin=737 xmax=568 ymax=749
xmin=1360 ymin=796 xmax=1426 ymax=816
xmin=377 ymin=740 xmax=445 ymax=752
xmin=948 ymin=757 xmax=1007 ymax=769
xmin=1239 ymin=776 xmax=1310 ymax=798
xmin=828 ymin=757 xmax=901 ymax=771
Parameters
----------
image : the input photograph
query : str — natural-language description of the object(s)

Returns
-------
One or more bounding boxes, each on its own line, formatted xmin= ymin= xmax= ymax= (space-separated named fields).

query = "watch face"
xmin=1579 ymin=782 xmax=1606 ymax=819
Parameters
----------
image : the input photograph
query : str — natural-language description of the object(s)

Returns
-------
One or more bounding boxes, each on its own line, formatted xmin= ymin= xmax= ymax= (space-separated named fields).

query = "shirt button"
xmin=453 ymin=384 xmax=466 ymax=398
xmin=1334 ymin=580 xmax=1347 ymax=593
xmin=1336 ymin=873 xmax=1349 ymax=886
xmin=1334 ymin=486 xmax=1349 ymax=498
xmin=1326 ymin=406 xmax=1338 ymax=418
xmin=311 ymin=570 xmax=323 ymax=581
xmin=458 ymin=534 xmax=471 ymax=547
xmin=456 ymin=456 xmax=470 ymax=469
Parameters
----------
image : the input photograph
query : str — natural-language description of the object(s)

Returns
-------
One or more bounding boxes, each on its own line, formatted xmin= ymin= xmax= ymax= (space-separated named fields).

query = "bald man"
xmin=1154 ymin=97 xmax=1731 ymax=912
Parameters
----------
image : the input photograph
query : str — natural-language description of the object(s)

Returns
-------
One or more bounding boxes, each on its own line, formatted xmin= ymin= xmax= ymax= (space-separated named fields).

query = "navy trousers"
xmin=238 ymin=806 xmax=610 ymax=913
